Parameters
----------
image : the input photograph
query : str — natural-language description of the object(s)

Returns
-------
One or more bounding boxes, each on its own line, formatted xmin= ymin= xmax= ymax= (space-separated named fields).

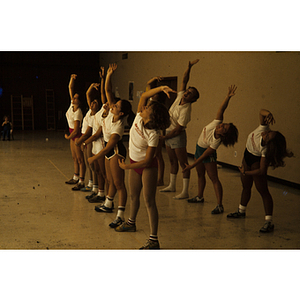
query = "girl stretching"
xmin=183 ymin=85 xmax=239 ymax=214
xmin=65 ymin=74 xmax=85 ymax=187
xmin=116 ymin=85 xmax=174 ymax=250
xmin=227 ymin=109 xmax=293 ymax=233
xmin=88 ymin=64 xmax=133 ymax=228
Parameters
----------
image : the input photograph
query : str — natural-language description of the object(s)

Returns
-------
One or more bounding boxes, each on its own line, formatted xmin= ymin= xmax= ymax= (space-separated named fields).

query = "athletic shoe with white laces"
xmin=139 ymin=239 xmax=160 ymax=250
xmin=227 ymin=210 xmax=246 ymax=218
xmin=211 ymin=204 xmax=224 ymax=214
xmin=187 ymin=196 xmax=204 ymax=203
xmin=115 ymin=222 xmax=136 ymax=232
xmin=259 ymin=221 xmax=274 ymax=233
xmin=109 ymin=217 xmax=124 ymax=228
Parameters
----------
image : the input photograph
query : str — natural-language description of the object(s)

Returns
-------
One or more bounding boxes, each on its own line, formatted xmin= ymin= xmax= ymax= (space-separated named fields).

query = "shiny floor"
xmin=1 ymin=130 xmax=300 ymax=250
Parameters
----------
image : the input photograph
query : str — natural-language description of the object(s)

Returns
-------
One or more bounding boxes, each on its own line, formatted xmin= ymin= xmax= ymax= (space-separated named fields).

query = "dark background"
xmin=0 ymin=52 xmax=100 ymax=130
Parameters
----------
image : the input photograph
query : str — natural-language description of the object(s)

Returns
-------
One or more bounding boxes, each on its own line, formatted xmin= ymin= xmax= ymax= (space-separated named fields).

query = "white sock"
xmin=98 ymin=190 xmax=105 ymax=197
xmin=117 ymin=206 xmax=125 ymax=220
xmin=265 ymin=215 xmax=273 ymax=223
xmin=73 ymin=174 xmax=79 ymax=180
xmin=238 ymin=204 xmax=247 ymax=213
xmin=92 ymin=185 xmax=98 ymax=193
xmin=104 ymin=196 xmax=114 ymax=208
xmin=160 ymin=174 xmax=176 ymax=192
xmin=88 ymin=180 xmax=93 ymax=188
xmin=174 ymin=178 xmax=189 ymax=199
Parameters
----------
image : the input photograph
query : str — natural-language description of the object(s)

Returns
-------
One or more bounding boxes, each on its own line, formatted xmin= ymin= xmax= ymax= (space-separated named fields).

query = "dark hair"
xmin=144 ymin=101 xmax=171 ymax=131
xmin=188 ymin=86 xmax=200 ymax=103
xmin=266 ymin=131 xmax=294 ymax=169
xmin=152 ymin=91 xmax=167 ymax=105
xmin=120 ymin=99 xmax=135 ymax=127
xmin=220 ymin=123 xmax=238 ymax=147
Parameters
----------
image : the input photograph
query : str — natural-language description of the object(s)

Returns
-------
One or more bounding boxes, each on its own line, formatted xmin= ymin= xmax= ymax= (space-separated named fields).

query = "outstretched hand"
xmin=162 ymin=86 xmax=177 ymax=98
xmin=228 ymin=85 xmax=237 ymax=97
xmin=118 ymin=158 xmax=127 ymax=170
xmin=182 ymin=163 xmax=193 ymax=173
xmin=107 ymin=63 xmax=117 ymax=76
xmin=189 ymin=59 xmax=199 ymax=68
xmin=70 ymin=74 xmax=77 ymax=80
xmin=99 ymin=66 xmax=105 ymax=79
xmin=264 ymin=113 xmax=276 ymax=125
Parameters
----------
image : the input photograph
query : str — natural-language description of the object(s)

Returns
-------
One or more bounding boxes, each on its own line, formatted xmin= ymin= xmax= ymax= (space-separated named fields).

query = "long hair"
xmin=120 ymin=99 xmax=135 ymax=127
xmin=220 ymin=123 xmax=238 ymax=147
xmin=144 ymin=101 xmax=171 ymax=131
xmin=266 ymin=131 xmax=294 ymax=169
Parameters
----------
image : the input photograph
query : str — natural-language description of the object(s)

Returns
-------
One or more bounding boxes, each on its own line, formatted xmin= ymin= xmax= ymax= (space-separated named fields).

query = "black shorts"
xmin=104 ymin=140 xmax=127 ymax=160
xmin=244 ymin=148 xmax=261 ymax=167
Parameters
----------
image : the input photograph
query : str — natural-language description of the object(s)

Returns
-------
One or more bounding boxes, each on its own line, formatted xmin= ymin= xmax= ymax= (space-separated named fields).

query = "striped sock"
xmin=127 ymin=218 xmax=135 ymax=226
xmin=149 ymin=235 xmax=158 ymax=242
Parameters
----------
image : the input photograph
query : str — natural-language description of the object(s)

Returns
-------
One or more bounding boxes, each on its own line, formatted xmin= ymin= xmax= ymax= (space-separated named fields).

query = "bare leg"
xmin=142 ymin=167 xmax=159 ymax=236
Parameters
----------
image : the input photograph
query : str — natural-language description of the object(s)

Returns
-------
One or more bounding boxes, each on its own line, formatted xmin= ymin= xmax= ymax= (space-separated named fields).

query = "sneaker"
xmin=259 ymin=221 xmax=274 ymax=233
xmin=139 ymin=239 xmax=160 ymax=250
xmin=187 ymin=196 xmax=204 ymax=203
xmin=109 ymin=217 xmax=124 ymax=228
xmin=80 ymin=186 xmax=92 ymax=192
xmin=88 ymin=195 xmax=106 ymax=203
xmin=72 ymin=182 xmax=85 ymax=191
xmin=95 ymin=202 xmax=114 ymax=212
xmin=65 ymin=178 xmax=79 ymax=185
xmin=227 ymin=211 xmax=246 ymax=218
xmin=115 ymin=222 xmax=136 ymax=232
xmin=211 ymin=204 xmax=224 ymax=214
xmin=95 ymin=204 xmax=113 ymax=213
xmin=86 ymin=192 xmax=97 ymax=200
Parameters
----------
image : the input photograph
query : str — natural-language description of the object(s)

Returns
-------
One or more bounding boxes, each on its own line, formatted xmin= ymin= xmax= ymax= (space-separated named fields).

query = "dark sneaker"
xmin=115 ymin=222 xmax=136 ymax=232
xmin=65 ymin=178 xmax=79 ymax=185
xmin=187 ymin=196 xmax=204 ymax=203
xmin=227 ymin=211 xmax=246 ymax=218
xmin=140 ymin=239 xmax=160 ymax=250
xmin=72 ymin=182 xmax=85 ymax=191
xmin=95 ymin=204 xmax=113 ymax=213
xmin=211 ymin=204 xmax=224 ymax=214
xmin=109 ymin=217 xmax=124 ymax=228
xmin=86 ymin=192 xmax=97 ymax=200
xmin=259 ymin=221 xmax=274 ymax=233
xmin=88 ymin=195 xmax=105 ymax=203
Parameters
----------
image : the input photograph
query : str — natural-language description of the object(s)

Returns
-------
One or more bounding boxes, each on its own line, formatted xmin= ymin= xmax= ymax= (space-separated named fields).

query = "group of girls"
xmin=64 ymin=59 xmax=293 ymax=249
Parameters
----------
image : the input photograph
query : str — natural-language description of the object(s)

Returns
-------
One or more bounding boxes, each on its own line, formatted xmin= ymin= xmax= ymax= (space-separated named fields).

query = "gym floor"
xmin=1 ymin=130 xmax=298 ymax=299
xmin=1 ymin=130 xmax=299 ymax=250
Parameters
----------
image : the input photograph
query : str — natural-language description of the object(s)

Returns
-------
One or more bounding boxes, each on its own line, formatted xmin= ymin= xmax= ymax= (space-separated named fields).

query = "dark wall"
xmin=0 ymin=52 xmax=100 ymax=130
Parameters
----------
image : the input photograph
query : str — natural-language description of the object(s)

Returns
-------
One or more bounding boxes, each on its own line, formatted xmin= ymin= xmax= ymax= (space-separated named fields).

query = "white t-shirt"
xmin=65 ymin=102 xmax=83 ymax=129
xmin=92 ymin=106 xmax=106 ymax=155
xmin=81 ymin=109 xmax=93 ymax=134
xmin=246 ymin=125 xmax=269 ymax=157
xmin=197 ymin=119 xmax=222 ymax=150
xmin=101 ymin=110 xmax=125 ymax=142
xmin=167 ymin=91 xmax=192 ymax=131
xmin=129 ymin=113 xmax=160 ymax=161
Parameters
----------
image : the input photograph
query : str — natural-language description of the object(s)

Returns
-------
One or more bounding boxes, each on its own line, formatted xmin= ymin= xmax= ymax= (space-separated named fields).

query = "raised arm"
xmin=105 ymin=63 xmax=117 ymax=107
xmin=179 ymin=59 xmax=199 ymax=92
xmin=137 ymin=85 xmax=176 ymax=113
xmin=215 ymin=85 xmax=237 ymax=121
xmin=99 ymin=66 xmax=107 ymax=105
xmin=146 ymin=76 xmax=163 ymax=91
xmin=259 ymin=109 xmax=275 ymax=126
xmin=68 ymin=74 xmax=77 ymax=100
xmin=86 ymin=83 xmax=100 ymax=108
